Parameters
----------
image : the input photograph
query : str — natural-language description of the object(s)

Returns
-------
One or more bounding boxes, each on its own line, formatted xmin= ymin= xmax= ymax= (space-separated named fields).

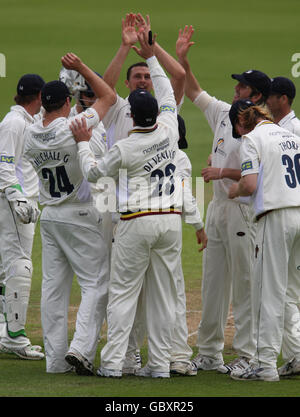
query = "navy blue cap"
xmin=229 ymin=99 xmax=255 ymax=138
xmin=270 ymin=76 xmax=296 ymax=99
xmin=128 ymin=89 xmax=158 ymax=127
xmin=232 ymin=70 xmax=271 ymax=99
xmin=41 ymin=80 xmax=70 ymax=106
xmin=17 ymin=74 xmax=45 ymax=96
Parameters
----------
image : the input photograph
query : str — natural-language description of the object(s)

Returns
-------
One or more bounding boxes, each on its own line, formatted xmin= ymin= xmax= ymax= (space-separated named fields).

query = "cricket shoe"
xmin=278 ymin=358 xmax=300 ymax=377
xmin=65 ymin=351 xmax=95 ymax=376
xmin=0 ymin=343 xmax=44 ymax=360
xmin=122 ymin=352 xmax=142 ymax=375
xmin=218 ymin=356 xmax=250 ymax=375
xmin=231 ymin=365 xmax=279 ymax=382
xmin=97 ymin=367 xmax=122 ymax=378
xmin=192 ymin=353 xmax=223 ymax=371
xmin=135 ymin=350 xmax=142 ymax=366
xmin=170 ymin=361 xmax=197 ymax=376
xmin=135 ymin=364 xmax=170 ymax=378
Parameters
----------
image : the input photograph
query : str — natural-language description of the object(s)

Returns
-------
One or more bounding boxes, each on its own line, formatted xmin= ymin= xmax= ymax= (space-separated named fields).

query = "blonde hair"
xmin=239 ymin=105 xmax=274 ymax=131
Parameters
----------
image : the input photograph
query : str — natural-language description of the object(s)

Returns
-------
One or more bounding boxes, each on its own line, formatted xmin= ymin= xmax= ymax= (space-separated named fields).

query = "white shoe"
xmin=218 ymin=356 xmax=250 ymax=375
xmin=122 ymin=352 xmax=142 ymax=375
xmin=170 ymin=361 xmax=197 ymax=376
xmin=97 ymin=367 xmax=122 ymax=378
xmin=65 ymin=351 xmax=95 ymax=376
xmin=135 ymin=364 xmax=169 ymax=378
xmin=0 ymin=343 xmax=44 ymax=360
xmin=192 ymin=353 xmax=223 ymax=371
xmin=231 ymin=365 xmax=279 ymax=382
xmin=278 ymin=358 xmax=300 ymax=377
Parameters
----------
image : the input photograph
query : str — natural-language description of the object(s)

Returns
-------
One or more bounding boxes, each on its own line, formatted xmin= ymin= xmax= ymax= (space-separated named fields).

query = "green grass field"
xmin=1 ymin=0 xmax=300 ymax=399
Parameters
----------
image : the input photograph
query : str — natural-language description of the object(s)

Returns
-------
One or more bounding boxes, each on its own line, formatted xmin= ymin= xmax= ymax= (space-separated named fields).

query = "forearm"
xmin=147 ymin=55 xmax=175 ymax=108
xmin=220 ymin=168 xmax=241 ymax=182
xmin=103 ymin=44 xmax=131 ymax=89
xmin=177 ymin=56 xmax=202 ymax=102
xmin=77 ymin=142 xmax=120 ymax=182
xmin=154 ymin=43 xmax=185 ymax=104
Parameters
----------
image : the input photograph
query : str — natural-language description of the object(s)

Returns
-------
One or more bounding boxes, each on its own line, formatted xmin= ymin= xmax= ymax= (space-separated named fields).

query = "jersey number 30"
xmin=42 ymin=166 xmax=74 ymax=197
xmin=282 ymin=154 xmax=300 ymax=188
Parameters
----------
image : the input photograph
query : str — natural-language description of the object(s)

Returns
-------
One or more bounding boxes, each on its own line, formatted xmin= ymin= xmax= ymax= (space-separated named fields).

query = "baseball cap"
xmin=231 ymin=70 xmax=271 ymax=98
xmin=128 ymin=89 xmax=158 ymax=127
xmin=270 ymin=76 xmax=296 ymax=99
xmin=177 ymin=115 xmax=188 ymax=149
xmin=17 ymin=74 xmax=45 ymax=96
xmin=229 ymin=99 xmax=255 ymax=138
xmin=41 ymin=80 xmax=71 ymax=106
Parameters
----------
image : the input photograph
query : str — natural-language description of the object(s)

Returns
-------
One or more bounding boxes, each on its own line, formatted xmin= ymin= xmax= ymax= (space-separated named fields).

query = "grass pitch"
xmin=0 ymin=0 xmax=300 ymax=398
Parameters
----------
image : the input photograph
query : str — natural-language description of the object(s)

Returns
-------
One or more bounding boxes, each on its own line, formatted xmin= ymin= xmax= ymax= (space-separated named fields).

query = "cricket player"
xmin=176 ymin=25 xmax=272 ymax=375
xmin=60 ymin=67 xmax=114 ymax=278
xmin=0 ymin=73 xmax=45 ymax=360
xmin=228 ymin=100 xmax=300 ymax=381
xmin=71 ymin=28 xmax=206 ymax=378
xmin=101 ymin=12 xmax=186 ymax=373
xmin=23 ymin=53 xmax=116 ymax=374
xmin=266 ymin=76 xmax=300 ymax=136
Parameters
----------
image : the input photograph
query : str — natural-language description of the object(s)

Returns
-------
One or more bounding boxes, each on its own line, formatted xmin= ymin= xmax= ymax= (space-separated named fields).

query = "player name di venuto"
xmin=32 ymin=151 xmax=70 ymax=168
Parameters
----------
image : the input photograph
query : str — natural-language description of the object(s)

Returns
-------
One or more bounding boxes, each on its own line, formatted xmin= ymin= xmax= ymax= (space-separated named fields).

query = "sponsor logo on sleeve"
xmin=160 ymin=105 xmax=176 ymax=113
xmin=0 ymin=155 xmax=14 ymax=164
xmin=241 ymin=160 xmax=253 ymax=171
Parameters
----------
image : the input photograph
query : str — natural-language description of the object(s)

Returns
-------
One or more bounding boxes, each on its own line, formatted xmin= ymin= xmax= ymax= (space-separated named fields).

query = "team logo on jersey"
xmin=84 ymin=112 xmax=95 ymax=119
xmin=0 ymin=155 xmax=14 ymax=164
xmin=241 ymin=160 xmax=253 ymax=171
xmin=160 ymin=105 xmax=176 ymax=113
xmin=214 ymin=138 xmax=224 ymax=153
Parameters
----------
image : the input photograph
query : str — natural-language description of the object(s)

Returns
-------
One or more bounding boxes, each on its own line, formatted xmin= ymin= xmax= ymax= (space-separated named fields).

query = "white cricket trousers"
xmin=197 ymin=198 xmax=256 ymax=360
xmin=251 ymin=207 xmax=300 ymax=370
xmin=101 ymin=214 xmax=182 ymax=373
xmin=0 ymin=193 xmax=36 ymax=348
xmin=40 ymin=204 xmax=110 ymax=373
xmin=126 ymin=256 xmax=193 ymax=364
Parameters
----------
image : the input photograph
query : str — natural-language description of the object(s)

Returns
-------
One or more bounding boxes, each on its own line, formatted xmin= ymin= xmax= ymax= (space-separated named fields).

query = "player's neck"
xmin=274 ymin=107 xmax=292 ymax=124
xmin=43 ymin=109 xmax=67 ymax=127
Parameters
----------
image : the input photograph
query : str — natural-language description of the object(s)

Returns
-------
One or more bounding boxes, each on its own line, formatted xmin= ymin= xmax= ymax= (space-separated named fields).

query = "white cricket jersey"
xmin=102 ymin=95 xmax=133 ymax=149
xmin=240 ymin=120 xmax=300 ymax=217
xmin=193 ymin=91 xmax=242 ymax=200
xmin=23 ymin=107 xmax=100 ymax=206
xmin=177 ymin=149 xmax=204 ymax=230
xmin=0 ymin=105 xmax=39 ymax=197
xmin=278 ymin=110 xmax=300 ymax=137
xmin=77 ymin=56 xmax=182 ymax=215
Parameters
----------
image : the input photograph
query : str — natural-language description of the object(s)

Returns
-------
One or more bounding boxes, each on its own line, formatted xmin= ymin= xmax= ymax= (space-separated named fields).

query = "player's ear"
xmin=125 ymin=79 xmax=130 ymax=89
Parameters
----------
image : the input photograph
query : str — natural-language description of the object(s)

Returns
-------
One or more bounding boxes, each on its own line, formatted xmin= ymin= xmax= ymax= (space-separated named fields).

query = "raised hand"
xmin=132 ymin=27 xmax=157 ymax=60
xmin=122 ymin=13 xmax=138 ymax=46
xmin=136 ymin=13 xmax=151 ymax=34
xmin=61 ymin=53 xmax=83 ymax=72
xmin=176 ymin=25 xmax=195 ymax=61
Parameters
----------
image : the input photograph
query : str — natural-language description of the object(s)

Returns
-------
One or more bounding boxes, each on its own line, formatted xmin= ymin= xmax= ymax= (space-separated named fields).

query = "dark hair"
xmin=249 ymin=86 xmax=267 ymax=105
xmin=126 ymin=62 xmax=148 ymax=81
xmin=272 ymin=93 xmax=294 ymax=106
xmin=14 ymin=93 xmax=40 ymax=105
xmin=43 ymin=98 xmax=69 ymax=113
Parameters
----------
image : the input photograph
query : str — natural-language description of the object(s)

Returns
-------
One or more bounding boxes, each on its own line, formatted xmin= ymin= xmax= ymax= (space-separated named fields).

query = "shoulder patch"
xmin=0 ymin=155 xmax=14 ymax=164
xmin=241 ymin=160 xmax=253 ymax=171
xmin=160 ymin=105 xmax=176 ymax=113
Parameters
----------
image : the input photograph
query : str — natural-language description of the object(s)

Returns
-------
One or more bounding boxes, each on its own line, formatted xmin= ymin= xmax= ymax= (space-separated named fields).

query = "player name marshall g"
xmin=31 ymin=151 xmax=70 ymax=168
